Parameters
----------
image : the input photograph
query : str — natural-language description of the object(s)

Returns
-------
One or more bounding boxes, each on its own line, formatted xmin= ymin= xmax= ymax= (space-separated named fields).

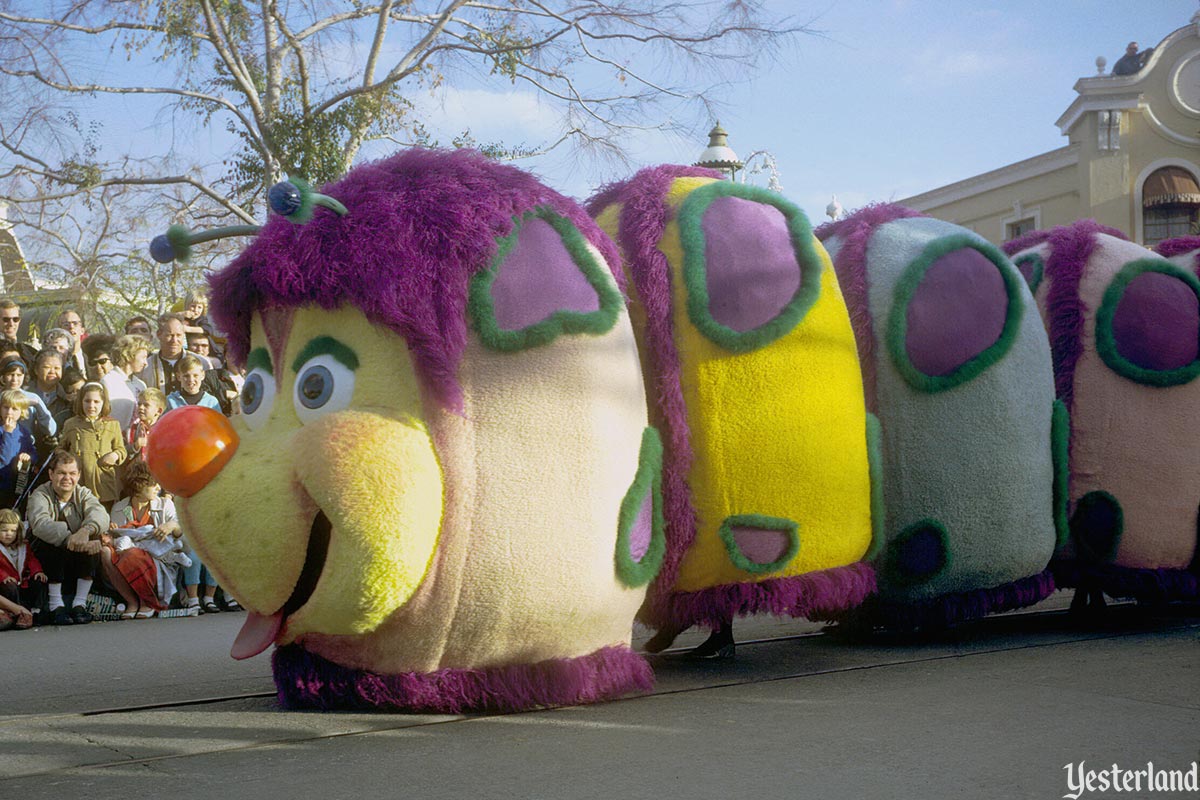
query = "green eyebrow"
xmin=291 ymin=335 xmax=360 ymax=373
xmin=246 ymin=347 xmax=272 ymax=376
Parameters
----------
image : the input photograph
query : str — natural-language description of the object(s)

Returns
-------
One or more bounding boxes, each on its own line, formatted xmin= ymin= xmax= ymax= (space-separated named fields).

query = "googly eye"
xmin=268 ymin=180 xmax=303 ymax=216
xmin=240 ymin=369 xmax=275 ymax=431
xmin=292 ymin=354 xmax=355 ymax=424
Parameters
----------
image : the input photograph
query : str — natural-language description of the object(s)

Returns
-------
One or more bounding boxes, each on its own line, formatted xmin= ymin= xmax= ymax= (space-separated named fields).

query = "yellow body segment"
xmin=660 ymin=178 xmax=873 ymax=592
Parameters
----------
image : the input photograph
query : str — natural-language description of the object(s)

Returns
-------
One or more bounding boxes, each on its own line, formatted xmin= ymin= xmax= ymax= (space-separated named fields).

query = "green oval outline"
xmin=886 ymin=233 xmax=1025 ymax=393
xmin=1095 ymin=258 xmax=1200 ymax=387
xmin=677 ymin=181 xmax=823 ymax=353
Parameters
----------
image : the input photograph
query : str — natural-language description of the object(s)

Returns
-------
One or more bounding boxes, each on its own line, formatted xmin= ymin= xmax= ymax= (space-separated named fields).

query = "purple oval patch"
xmin=731 ymin=526 xmax=792 ymax=565
xmin=701 ymin=196 xmax=801 ymax=332
xmin=905 ymin=247 xmax=1008 ymax=377
xmin=1111 ymin=271 xmax=1200 ymax=371
xmin=628 ymin=491 xmax=654 ymax=562
xmin=491 ymin=217 xmax=601 ymax=330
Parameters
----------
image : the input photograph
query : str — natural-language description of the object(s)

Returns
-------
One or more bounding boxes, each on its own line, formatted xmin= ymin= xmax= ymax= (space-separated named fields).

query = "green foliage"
xmin=467 ymin=23 xmax=536 ymax=81
xmin=52 ymin=113 xmax=103 ymax=189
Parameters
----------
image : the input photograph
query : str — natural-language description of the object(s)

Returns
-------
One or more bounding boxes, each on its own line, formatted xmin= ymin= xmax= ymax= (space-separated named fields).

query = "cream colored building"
xmin=0 ymin=202 xmax=35 ymax=295
xmin=898 ymin=13 xmax=1200 ymax=248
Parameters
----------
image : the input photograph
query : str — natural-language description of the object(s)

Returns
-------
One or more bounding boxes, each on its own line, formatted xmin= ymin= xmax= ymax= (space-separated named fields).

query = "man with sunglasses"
xmin=0 ymin=299 xmax=40 ymax=367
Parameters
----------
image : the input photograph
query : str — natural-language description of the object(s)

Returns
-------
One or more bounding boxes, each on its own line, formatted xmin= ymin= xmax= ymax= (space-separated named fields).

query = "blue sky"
xmin=498 ymin=0 xmax=1199 ymax=224
xmin=13 ymin=1 xmax=1200 ymax=231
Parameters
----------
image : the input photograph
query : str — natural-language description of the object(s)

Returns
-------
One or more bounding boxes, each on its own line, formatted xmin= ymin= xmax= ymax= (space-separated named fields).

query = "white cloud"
xmin=413 ymin=86 xmax=560 ymax=142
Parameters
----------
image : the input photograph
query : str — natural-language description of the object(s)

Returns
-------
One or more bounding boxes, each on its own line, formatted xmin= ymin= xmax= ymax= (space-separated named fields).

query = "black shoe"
xmin=52 ymin=606 xmax=74 ymax=626
xmin=688 ymin=623 xmax=735 ymax=660
xmin=71 ymin=605 xmax=93 ymax=625
xmin=201 ymin=600 xmax=221 ymax=614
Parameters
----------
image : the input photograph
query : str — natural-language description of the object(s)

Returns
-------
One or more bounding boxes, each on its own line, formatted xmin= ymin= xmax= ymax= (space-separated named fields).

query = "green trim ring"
xmin=676 ymin=181 xmax=823 ymax=353
xmin=468 ymin=207 xmax=623 ymax=352
xmin=1094 ymin=258 xmax=1200 ymax=387
xmin=718 ymin=513 xmax=800 ymax=575
xmin=614 ymin=427 xmax=666 ymax=587
xmin=1014 ymin=252 xmax=1045 ymax=294
xmin=864 ymin=412 xmax=886 ymax=561
xmin=886 ymin=233 xmax=1026 ymax=393
xmin=1051 ymin=399 xmax=1071 ymax=551
xmin=884 ymin=518 xmax=951 ymax=586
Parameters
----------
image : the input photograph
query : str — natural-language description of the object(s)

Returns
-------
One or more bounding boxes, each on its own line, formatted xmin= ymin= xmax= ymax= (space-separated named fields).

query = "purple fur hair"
xmin=585 ymin=164 xmax=721 ymax=625
xmin=1003 ymin=220 xmax=1126 ymax=412
xmin=863 ymin=569 xmax=1056 ymax=629
xmin=1153 ymin=235 xmax=1200 ymax=261
xmin=1000 ymin=228 xmax=1054 ymax=256
xmin=272 ymin=643 xmax=653 ymax=713
xmin=1052 ymin=560 xmax=1199 ymax=602
xmin=209 ymin=148 xmax=624 ymax=411
xmin=667 ymin=562 xmax=877 ymax=629
xmin=814 ymin=203 xmax=926 ymax=412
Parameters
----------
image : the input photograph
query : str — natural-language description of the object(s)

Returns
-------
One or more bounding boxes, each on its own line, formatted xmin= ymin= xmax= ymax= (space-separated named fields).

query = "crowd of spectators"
xmin=0 ymin=291 xmax=245 ymax=630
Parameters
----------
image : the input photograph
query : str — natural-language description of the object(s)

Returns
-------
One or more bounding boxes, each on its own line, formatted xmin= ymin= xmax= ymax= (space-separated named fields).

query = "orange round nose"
xmin=146 ymin=405 xmax=239 ymax=497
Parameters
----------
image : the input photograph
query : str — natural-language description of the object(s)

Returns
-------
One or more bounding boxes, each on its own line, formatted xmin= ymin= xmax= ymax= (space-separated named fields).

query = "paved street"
xmin=2 ymin=593 xmax=1197 ymax=800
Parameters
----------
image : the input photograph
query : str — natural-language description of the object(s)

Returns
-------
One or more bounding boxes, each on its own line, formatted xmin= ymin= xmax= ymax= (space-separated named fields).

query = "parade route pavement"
xmin=2 ymin=592 xmax=1197 ymax=800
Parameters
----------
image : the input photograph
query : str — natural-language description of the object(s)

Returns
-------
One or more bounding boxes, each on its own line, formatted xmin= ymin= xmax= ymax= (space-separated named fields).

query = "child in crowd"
xmin=181 ymin=288 xmax=221 ymax=358
xmin=166 ymin=355 xmax=221 ymax=412
xmin=60 ymin=382 xmax=125 ymax=508
xmin=0 ymin=391 xmax=35 ymax=510
xmin=159 ymin=361 xmax=231 ymax=613
xmin=103 ymin=461 xmax=190 ymax=618
xmin=49 ymin=365 xmax=85 ymax=434
xmin=0 ymin=356 xmax=56 ymax=443
xmin=0 ymin=507 xmax=46 ymax=628
xmin=126 ymin=388 xmax=166 ymax=464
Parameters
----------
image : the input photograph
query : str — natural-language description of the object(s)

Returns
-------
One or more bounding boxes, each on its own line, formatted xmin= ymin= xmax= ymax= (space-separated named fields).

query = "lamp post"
xmin=694 ymin=122 xmax=744 ymax=181
xmin=741 ymin=150 xmax=783 ymax=193
xmin=694 ymin=122 xmax=783 ymax=192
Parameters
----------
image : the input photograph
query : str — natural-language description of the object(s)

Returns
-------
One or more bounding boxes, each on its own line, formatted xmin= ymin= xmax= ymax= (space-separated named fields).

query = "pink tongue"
xmin=231 ymin=611 xmax=283 ymax=660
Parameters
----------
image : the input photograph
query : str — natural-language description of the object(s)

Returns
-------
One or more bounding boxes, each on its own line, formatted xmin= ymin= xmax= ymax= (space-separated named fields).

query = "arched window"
xmin=1142 ymin=166 xmax=1200 ymax=247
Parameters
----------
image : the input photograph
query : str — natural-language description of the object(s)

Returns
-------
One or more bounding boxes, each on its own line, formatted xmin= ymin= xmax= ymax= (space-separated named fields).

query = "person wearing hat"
xmin=0 ymin=356 xmax=56 ymax=444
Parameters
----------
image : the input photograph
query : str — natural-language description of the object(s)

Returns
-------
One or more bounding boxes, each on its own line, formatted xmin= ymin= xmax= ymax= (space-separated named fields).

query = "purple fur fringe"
xmin=272 ymin=643 xmax=654 ymax=714
xmin=586 ymin=165 xmax=721 ymax=624
xmin=863 ymin=569 xmax=1056 ymax=629
xmin=1052 ymin=560 xmax=1199 ymax=601
xmin=814 ymin=203 xmax=925 ymax=411
xmin=1153 ymin=235 xmax=1200 ymax=261
xmin=1003 ymin=220 xmax=1126 ymax=412
xmin=209 ymin=148 xmax=624 ymax=411
xmin=1000 ymin=228 xmax=1054 ymax=256
xmin=667 ymin=562 xmax=877 ymax=629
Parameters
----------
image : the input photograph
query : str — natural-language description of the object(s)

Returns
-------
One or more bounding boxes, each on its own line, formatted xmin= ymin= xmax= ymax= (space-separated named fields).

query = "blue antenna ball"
xmin=149 ymin=234 xmax=176 ymax=264
xmin=269 ymin=181 xmax=304 ymax=216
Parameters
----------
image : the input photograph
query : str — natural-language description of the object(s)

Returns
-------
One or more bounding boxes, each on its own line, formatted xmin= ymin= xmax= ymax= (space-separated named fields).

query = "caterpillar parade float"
xmin=146 ymin=149 xmax=1199 ymax=713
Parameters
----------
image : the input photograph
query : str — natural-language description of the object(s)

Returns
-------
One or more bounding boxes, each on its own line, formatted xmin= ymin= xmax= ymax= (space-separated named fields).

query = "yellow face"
xmin=179 ymin=306 xmax=444 ymax=644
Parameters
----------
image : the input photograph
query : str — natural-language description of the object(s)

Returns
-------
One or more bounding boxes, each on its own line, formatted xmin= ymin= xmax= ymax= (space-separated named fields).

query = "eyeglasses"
xmin=0 ymin=316 xmax=19 ymax=323
xmin=88 ymin=357 xmax=111 ymax=366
